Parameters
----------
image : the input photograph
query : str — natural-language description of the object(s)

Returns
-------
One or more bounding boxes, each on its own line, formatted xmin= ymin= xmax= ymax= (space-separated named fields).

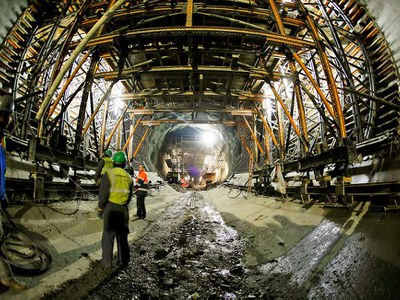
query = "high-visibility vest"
xmin=101 ymin=157 xmax=113 ymax=175
xmin=106 ymin=167 xmax=132 ymax=205
xmin=136 ymin=170 xmax=148 ymax=191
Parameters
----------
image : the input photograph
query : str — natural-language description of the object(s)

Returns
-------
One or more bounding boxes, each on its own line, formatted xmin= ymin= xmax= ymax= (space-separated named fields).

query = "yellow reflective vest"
xmin=101 ymin=157 xmax=113 ymax=175
xmin=106 ymin=167 xmax=132 ymax=205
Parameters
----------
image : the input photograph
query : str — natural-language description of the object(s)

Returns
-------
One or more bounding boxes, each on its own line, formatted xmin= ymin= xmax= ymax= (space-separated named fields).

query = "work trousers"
xmin=136 ymin=191 xmax=147 ymax=218
xmin=101 ymin=202 xmax=130 ymax=267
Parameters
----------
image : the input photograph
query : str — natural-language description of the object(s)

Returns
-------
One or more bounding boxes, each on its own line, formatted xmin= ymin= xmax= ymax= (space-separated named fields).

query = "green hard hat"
xmin=104 ymin=149 xmax=112 ymax=157
xmin=113 ymin=151 xmax=127 ymax=164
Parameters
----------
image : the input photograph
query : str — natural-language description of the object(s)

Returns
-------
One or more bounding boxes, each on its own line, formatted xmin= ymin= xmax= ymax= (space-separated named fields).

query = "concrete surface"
xmin=1 ymin=185 xmax=399 ymax=298
xmin=1 ymin=185 xmax=180 ymax=299
xmin=363 ymin=0 xmax=400 ymax=72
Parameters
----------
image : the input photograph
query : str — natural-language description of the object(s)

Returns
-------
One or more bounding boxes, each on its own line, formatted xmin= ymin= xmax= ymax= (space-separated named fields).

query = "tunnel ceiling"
xmin=0 ymin=0 xmax=399 ymax=173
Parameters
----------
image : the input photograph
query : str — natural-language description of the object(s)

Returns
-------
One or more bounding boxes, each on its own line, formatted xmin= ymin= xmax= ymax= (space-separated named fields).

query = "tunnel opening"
xmin=149 ymin=124 xmax=238 ymax=186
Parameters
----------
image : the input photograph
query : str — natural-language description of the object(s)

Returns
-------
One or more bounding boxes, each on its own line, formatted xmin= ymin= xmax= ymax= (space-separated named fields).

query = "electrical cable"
xmin=227 ymin=187 xmax=242 ymax=198
xmin=227 ymin=175 xmax=252 ymax=198
xmin=1 ymin=209 xmax=52 ymax=275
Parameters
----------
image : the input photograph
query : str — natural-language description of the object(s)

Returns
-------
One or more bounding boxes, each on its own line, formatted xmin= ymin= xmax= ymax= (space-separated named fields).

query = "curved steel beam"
xmin=70 ymin=26 xmax=315 ymax=49
xmin=36 ymin=0 xmax=128 ymax=122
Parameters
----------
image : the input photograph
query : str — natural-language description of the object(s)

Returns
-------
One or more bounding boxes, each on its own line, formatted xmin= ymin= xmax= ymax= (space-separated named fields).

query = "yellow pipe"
xmin=133 ymin=127 xmax=150 ymax=158
xmin=47 ymin=51 xmax=90 ymax=119
xmin=122 ymin=117 xmax=142 ymax=151
xmin=242 ymin=116 xmax=265 ymax=156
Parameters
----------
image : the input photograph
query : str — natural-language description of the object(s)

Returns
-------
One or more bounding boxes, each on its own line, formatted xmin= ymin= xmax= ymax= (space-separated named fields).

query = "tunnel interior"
xmin=0 ymin=0 xmax=399 ymax=298
xmin=150 ymin=124 xmax=236 ymax=184
xmin=0 ymin=0 xmax=399 ymax=189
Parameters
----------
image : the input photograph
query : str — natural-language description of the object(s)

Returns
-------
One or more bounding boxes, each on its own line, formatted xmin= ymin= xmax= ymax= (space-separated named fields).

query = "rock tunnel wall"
xmin=362 ymin=0 xmax=400 ymax=74
xmin=0 ymin=0 xmax=27 ymax=46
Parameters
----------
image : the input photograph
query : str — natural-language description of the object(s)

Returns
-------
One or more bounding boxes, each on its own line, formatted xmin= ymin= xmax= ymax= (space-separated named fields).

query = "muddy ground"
xmin=42 ymin=189 xmax=400 ymax=299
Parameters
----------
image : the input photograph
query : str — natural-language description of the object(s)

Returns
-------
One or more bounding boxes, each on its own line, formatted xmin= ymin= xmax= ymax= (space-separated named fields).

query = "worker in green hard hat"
xmin=94 ymin=149 xmax=113 ymax=185
xmin=96 ymin=151 xmax=133 ymax=268
xmin=0 ymin=93 xmax=27 ymax=291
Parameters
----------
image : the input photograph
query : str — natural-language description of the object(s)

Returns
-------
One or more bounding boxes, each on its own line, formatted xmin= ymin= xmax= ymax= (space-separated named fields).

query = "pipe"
xmin=36 ymin=0 xmax=128 ymax=121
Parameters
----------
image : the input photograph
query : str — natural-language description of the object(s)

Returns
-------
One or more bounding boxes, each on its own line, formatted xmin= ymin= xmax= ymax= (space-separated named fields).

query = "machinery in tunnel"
xmin=0 ymin=0 xmax=399 ymax=203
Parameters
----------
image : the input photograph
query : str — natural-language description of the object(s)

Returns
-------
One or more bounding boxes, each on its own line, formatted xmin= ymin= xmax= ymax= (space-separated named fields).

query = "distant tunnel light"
xmin=201 ymin=130 xmax=218 ymax=148
xmin=111 ymin=86 xmax=125 ymax=113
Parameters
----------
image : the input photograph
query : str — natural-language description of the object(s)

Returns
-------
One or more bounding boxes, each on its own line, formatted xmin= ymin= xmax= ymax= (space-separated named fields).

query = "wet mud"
xmin=44 ymin=193 xmax=400 ymax=299
xmin=88 ymin=192 xmax=270 ymax=299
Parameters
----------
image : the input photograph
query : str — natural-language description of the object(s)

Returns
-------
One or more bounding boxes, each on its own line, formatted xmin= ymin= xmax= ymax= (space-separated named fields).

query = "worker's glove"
xmin=95 ymin=207 xmax=103 ymax=219
xmin=1 ymin=196 xmax=9 ymax=210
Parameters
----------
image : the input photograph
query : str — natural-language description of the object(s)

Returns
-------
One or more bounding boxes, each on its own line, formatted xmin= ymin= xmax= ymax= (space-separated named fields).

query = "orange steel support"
xmin=236 ymin=129 xmax=252 ymax=155
xmin=268 ymin=0 xmax=309 ymax=151
xmin=298 ymin=1 xmax=346 ymax=138
xmin=268 ymin=0 xmax=285 ymax=34
xmin=133 ymin=127 xmax=150 ymax=158
xmin=264 ymin=131 xmax=270 ymax=164
xmin=122 ymin=116 xmax=142 ymax=151
xmin=82 ymin=81 xmax=115 ymax=135
xmin=186 ymin=0 xmax=193 ymax=27
xmin=269 ymin=84 xmax=302 ymax=138
xmin=291 ymin=68 xmax=309 ymax=144
xmin=47 ymin=51 xmax=90 ymax=119
xmin=292 ymin=52 xmax=335 ymax=118
xmin=105 ymin=105 xmax=129 ymax=149
xmin=242 ymin=116 xmax=265 ymax=156
xmin=276 ymin=98 xmax=285 ymax=160
xmin=306 ymin=19 xmax=347 ymax=137
xmin=254 ymin=105 xmax=279 ymax=147
xmin=100 ymin=96 xmax=110 ymax=153
xmin=71 ymin=27 xmax=315 ymax=50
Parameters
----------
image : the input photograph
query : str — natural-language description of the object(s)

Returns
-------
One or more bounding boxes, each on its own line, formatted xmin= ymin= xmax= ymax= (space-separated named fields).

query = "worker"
xmin=0 ymin=94 xmax=27 ymax=291
xmin=94 ymin=149 xmax=113 ymax=185
xmin=135 ymin=164 xmax=148 ymax=219
xmin=96 ymin=151 xmax=133 ymax=268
